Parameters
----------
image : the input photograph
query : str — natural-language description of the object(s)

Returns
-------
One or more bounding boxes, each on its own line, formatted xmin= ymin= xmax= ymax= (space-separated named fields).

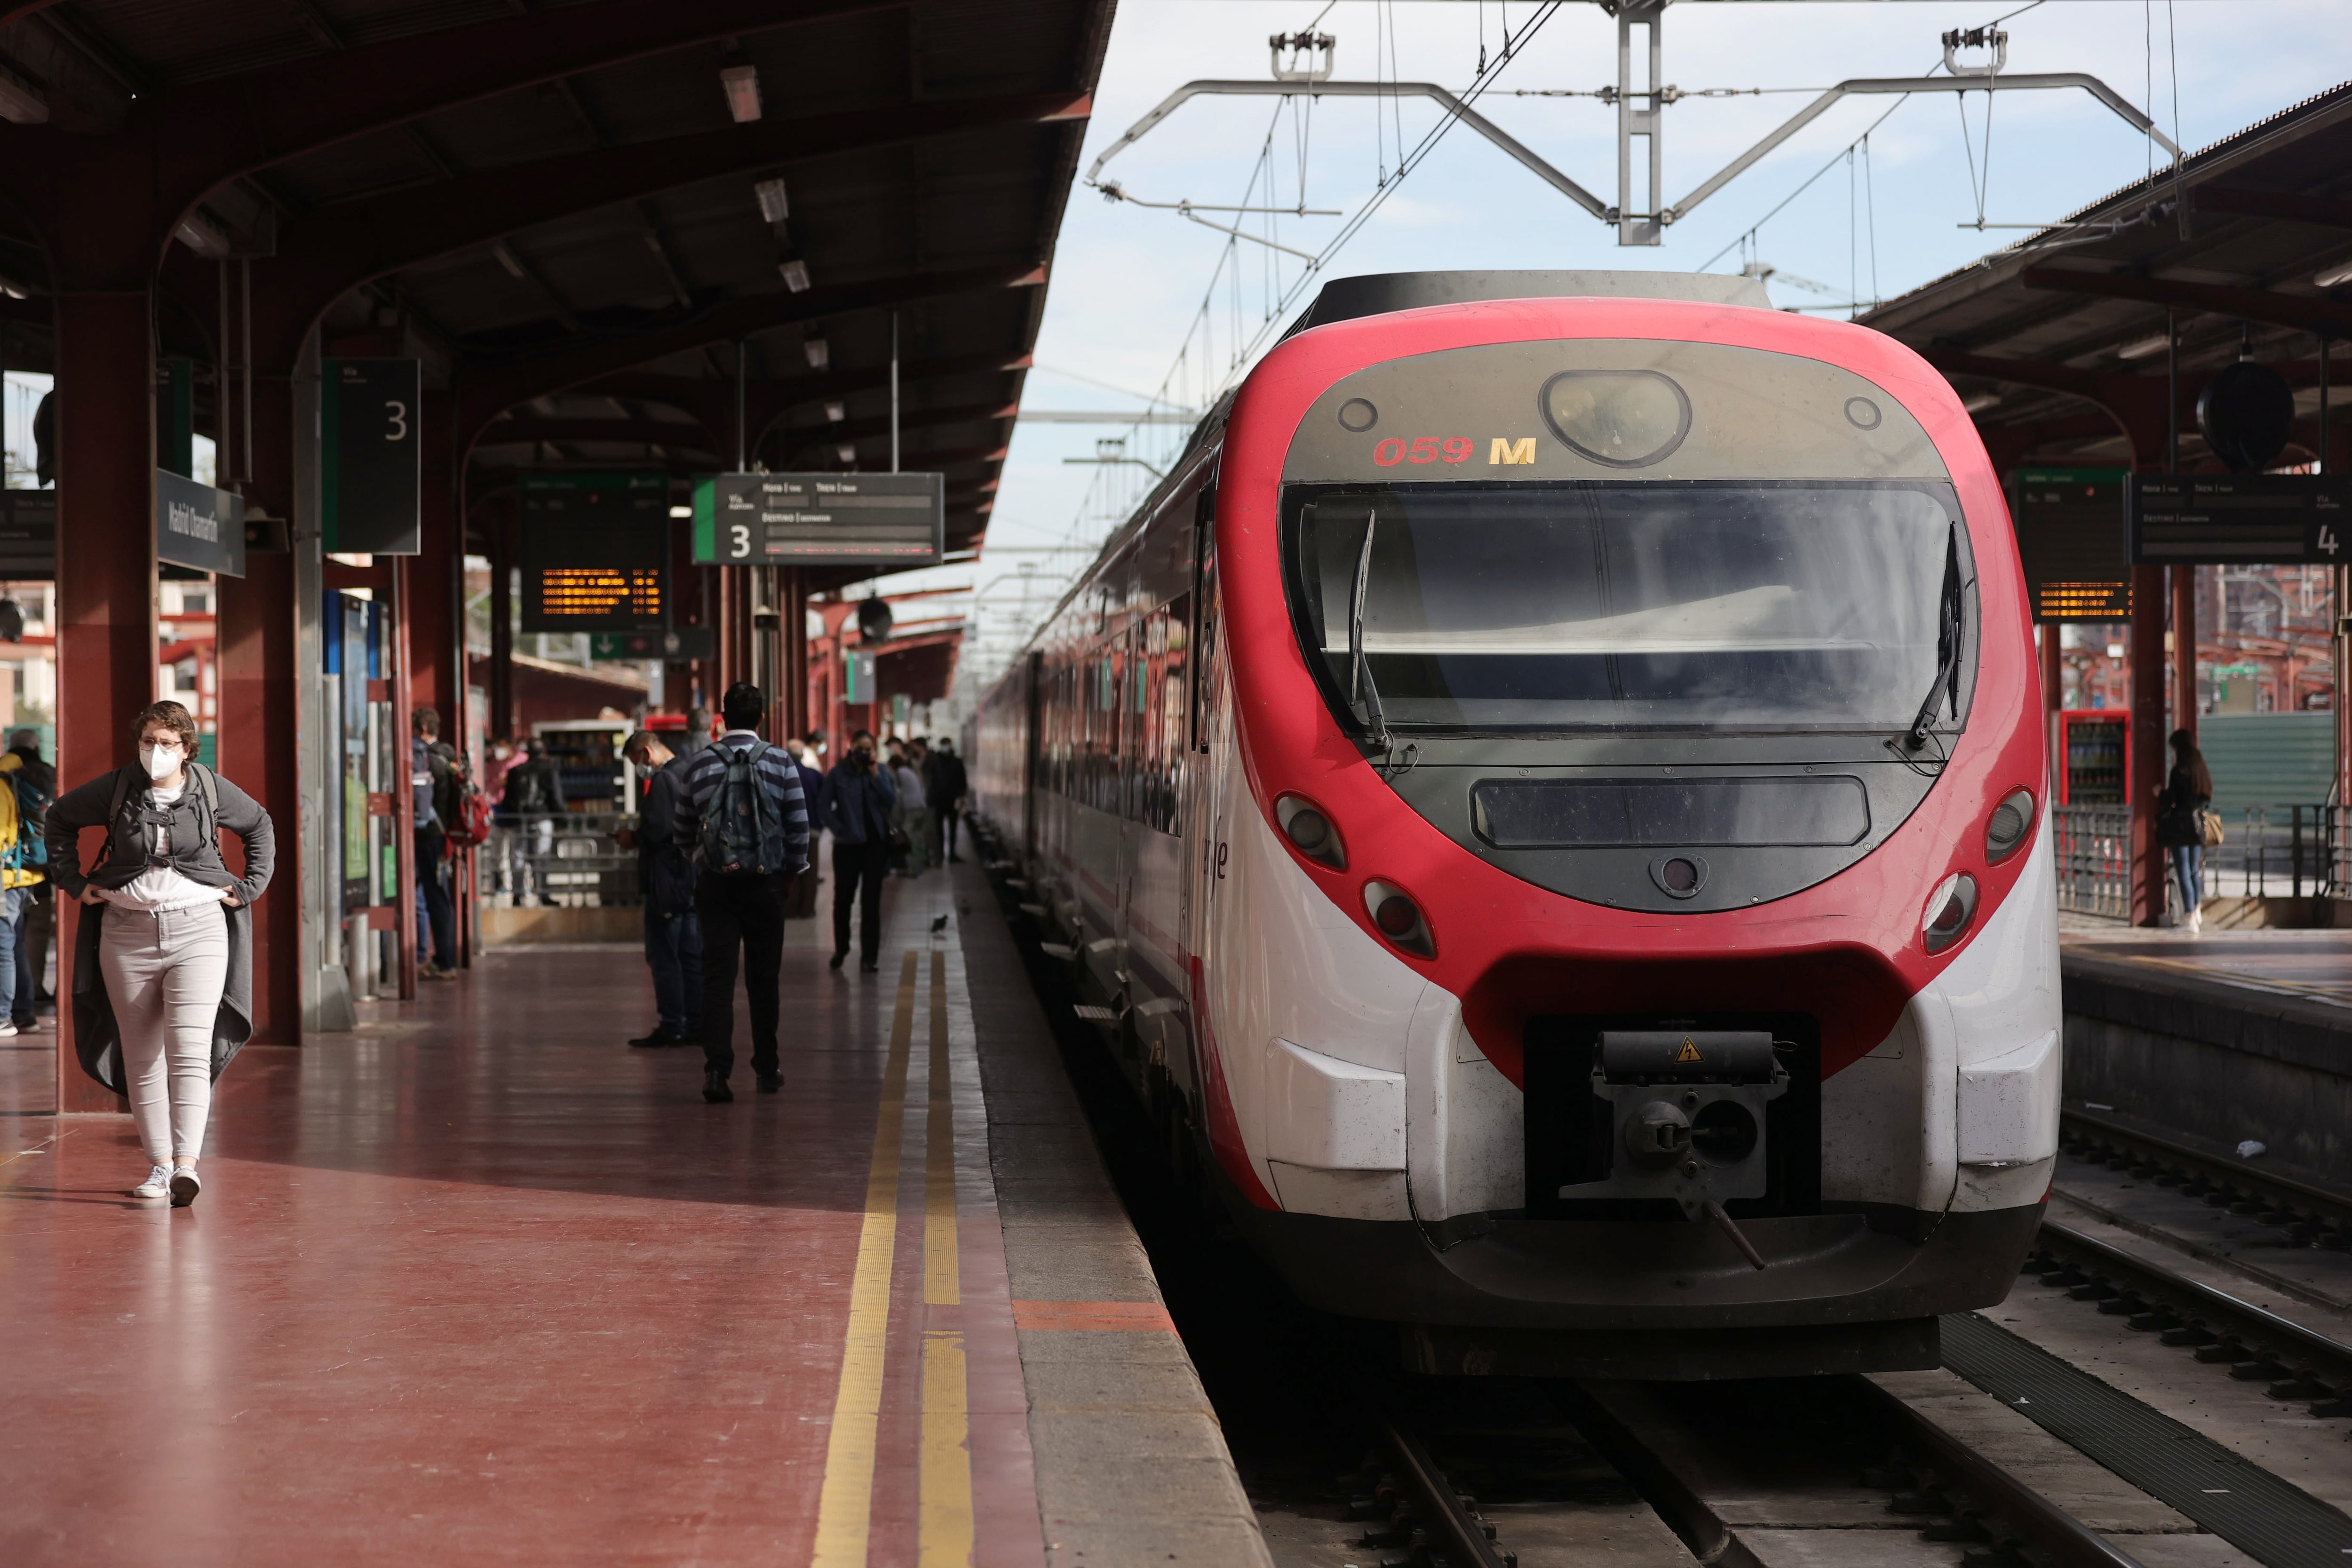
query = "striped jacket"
xmin=671 ymin=731 xmax=810 ymax=876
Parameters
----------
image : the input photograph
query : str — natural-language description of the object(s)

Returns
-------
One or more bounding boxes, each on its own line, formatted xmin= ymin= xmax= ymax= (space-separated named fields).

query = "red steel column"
xmin=414 ymin=391 xmax=461 ymax=726
xmin=215 ymin=371 xmax=301 ymax=1044
xmin=2171 ymin=567 xmax=2197 ymax=739
xmin=390 ymin=557 xmax=420 ymax=999
xmin=54 ymin=292 xmax=155 ymax=1112
xmin=2129 ymin=566 xmax=2169 ymax=925
xmin=488 ymin=499 xmax=516 ymax=741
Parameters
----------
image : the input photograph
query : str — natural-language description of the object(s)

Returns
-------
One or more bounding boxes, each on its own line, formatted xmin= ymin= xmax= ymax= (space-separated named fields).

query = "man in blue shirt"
xmin=822 ymin=730 xmax=896 ymax=973
xmin=671 ymin=683 xmax=809 ymax=1103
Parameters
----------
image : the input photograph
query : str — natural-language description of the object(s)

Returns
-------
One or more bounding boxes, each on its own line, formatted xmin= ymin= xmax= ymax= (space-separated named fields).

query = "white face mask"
xmin=140 ymin=744 xmax=181 ymax=781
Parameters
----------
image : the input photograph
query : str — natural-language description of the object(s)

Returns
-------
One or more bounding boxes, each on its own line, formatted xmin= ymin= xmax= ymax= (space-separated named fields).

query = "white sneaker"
xmin=129 ymin=1163 xmax=171 ymax=1200
xmin=169 ymin=1167 xmax=201 ymax=1208
xmin=2187 ymin=908 xmax=2203 ymax=935
xmin=0 ymin=1021 xmax=18 ymax=1037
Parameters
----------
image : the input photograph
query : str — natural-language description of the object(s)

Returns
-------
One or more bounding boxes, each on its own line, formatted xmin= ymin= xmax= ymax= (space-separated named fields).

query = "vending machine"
xmin=2057 ymin=710 xmax=2130 ymax=804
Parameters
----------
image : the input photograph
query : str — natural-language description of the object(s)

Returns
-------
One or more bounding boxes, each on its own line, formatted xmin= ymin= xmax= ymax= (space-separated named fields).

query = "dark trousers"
xmin=644 ymin=906 xmax=703 ymax=1035
xmin=832 ymin=838 xmax=890 ymax=962
xmin=696 ymin=871 xmax=789 ymax=1079
xmin=942 ymin=804 xmax=963 ymax=860
xmin=415 ymin=828 xmax=456 ymax=970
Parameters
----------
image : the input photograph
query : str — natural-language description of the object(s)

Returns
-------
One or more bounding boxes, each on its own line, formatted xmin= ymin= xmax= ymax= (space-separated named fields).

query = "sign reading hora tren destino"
xmin=691 ymin=472 xmax=943 ymax=566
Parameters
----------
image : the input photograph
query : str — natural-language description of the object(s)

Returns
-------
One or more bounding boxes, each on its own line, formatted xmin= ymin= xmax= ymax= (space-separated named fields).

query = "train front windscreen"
xmin=1287 ymin=480 xmax=1967 ymax=733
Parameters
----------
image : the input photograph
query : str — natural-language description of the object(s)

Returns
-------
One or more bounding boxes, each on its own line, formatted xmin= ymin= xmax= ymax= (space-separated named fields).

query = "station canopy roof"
xmin=0 ymin=0 xmax=1115 ymax=570
xmin=1860 ymin=80 xmax=2352 ymax=474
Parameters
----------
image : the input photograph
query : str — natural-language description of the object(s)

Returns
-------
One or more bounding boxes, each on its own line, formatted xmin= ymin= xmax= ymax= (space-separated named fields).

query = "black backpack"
xmin=697 ymin=741 xmax=793 ymax=876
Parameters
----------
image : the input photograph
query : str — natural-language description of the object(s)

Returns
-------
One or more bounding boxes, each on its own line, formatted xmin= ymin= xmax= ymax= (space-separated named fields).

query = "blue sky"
xmin=924 ymin=0 xmax=2352 ymax=693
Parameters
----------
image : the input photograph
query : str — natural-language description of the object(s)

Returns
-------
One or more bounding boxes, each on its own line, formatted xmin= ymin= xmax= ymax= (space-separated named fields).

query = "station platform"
xmin=2061 ymin=926 xmax=2352 ymax=1186
xmin=0 ymin=863 xmax=1267 ymax=1567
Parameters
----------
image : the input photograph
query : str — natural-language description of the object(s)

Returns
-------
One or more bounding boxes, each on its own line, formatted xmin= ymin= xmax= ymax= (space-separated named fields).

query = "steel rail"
xmin=2059 ymin=1107 xmax=2352 ymax=1243
xmin=1847 ymin=1374 xmax=2152 ymax=1568
xmin=1362 ymin=1403 xmax=1514 ymax=1568
xmin=2028 ymin=1218 xmax=2352 ymax=1408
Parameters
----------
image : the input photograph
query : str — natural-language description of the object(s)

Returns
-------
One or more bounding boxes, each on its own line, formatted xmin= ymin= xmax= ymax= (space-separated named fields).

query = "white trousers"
xmin=100 ymin=903 xmax=230 ymax=1162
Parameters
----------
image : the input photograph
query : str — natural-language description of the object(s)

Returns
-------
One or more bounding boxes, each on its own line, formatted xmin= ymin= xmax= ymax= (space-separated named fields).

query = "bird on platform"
xmin=930 ymin=914 xmax=950 ymax=934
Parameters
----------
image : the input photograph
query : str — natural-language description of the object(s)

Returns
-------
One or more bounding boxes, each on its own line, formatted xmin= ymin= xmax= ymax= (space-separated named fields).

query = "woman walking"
xmin=2156 ymin=727 xmax=2215 ymax=935
xmin=48 ymin=701 xmax=274 ymax=1207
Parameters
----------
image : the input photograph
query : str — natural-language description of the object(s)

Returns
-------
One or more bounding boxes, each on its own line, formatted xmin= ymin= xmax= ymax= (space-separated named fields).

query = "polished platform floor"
xmin=0 ymin=874 xmax=1081 ymax=1566
xmin=2063 ymin=925 xmax=2352 ymax=1009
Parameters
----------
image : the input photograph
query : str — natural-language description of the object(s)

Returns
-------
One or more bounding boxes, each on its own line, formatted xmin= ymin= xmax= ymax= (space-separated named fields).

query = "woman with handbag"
xmin=2155 ymin=727 xmax=2215 ymax=935
xmin=46 ymin=701 xmax=275 ymax=1207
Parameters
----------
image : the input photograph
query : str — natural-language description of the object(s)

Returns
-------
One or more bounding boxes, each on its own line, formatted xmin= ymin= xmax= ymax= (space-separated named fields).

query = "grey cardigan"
xmin=46 ymin=764 xmax=276 ymax=1093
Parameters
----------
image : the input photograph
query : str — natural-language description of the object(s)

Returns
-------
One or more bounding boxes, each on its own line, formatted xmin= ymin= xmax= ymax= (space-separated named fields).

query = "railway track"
xmin=2058 ymin=1108 xmax=2352 ymax=1250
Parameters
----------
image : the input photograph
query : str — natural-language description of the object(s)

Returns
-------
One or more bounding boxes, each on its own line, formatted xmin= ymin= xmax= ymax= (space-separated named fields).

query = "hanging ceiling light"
xmin=779 ymin=258 xmax=811 ymax=293
xmin=836 ymin=443 xmax=857 ymax=464
xmin=492 ymin=241 xmax=528 ymax=279
xmin=825 ymin=401 xmax=846 ymax=422
xmin=2316 ymin=258 xmax=2352 ymax=289
xmin=753 ymin=176 xmax=790 ymax=224
xmin=804 ymin=337 xmax=830 ymax=370
xmin=2116 ymin=332 xmax=2173 ymax=360
xmin=720 ymin=64 xmax=762 ymax=124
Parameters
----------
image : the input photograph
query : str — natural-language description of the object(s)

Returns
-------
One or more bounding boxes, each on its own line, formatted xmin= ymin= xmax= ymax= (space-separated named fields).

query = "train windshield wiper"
xmin=1902 ymin=523 xmax=1964 ymax=752
xmin=1348 ymin=512 xmax=1394 ymax=754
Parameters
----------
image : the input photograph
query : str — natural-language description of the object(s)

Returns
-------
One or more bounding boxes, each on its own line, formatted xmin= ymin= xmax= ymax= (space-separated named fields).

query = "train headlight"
xmin=1362 ymin=880 xmax=1436 ymax=958
xmin=1276 ymin=794 xmax=1347 ymax=871
xmin=1538 ymin=369 xmax=1692 ymax=469
xmin=1922 ymin=872 xmax=1979 ymax=954
xmin=1985 ymin=788 xmax=2035 ymax=865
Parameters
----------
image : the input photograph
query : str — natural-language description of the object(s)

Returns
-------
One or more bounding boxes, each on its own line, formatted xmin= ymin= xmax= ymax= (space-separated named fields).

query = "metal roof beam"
xmin=477 ymin=417 xmax=720 ymax=450
xmin=2195 ymin=186 xmax=2352 ymax=233
xmin=200 ymin=89 xmax=1083 ymax=372
xmin=2019 ymin=266 xmax=2352 ymax=338
xmin=769 ymin=398 xmax=1015 ymax=463
xmin=453 ymin=262 xmax=1044 ymax=458
xmin=1 ymin=0 xmax=911 ymax=286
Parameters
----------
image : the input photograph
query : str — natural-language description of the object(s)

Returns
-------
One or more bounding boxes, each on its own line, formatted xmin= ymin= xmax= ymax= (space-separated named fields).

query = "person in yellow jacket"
xmin=0 ymin=748 xmax=44 ymax=1037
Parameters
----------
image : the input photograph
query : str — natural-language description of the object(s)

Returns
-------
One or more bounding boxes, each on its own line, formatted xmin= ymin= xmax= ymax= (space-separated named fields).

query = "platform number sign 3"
xmin=323 ymin=358 xmax=423 ymax=555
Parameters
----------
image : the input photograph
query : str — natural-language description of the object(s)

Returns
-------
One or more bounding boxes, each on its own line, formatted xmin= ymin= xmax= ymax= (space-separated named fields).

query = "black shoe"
xmin=756 ymin=1071 xmax=784 ymax=1094
xmin=629 ymin=1027 xmax=683 ymax=1048
xmin=829 ymin=950 xmax=847 ymax=971
xmin=702 ymin=1070 xmax=733 ymax=1104
xmin=859 ymin=958 xmax=880 ymax=973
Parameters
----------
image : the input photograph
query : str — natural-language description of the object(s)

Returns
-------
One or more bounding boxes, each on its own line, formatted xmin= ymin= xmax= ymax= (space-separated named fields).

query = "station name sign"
xmin=2128 ymin=473 xmax=2351 ymax=565
xmin=154 ymin=467 xmax=246 ymax=578
xmin=691 ymin=472 xmax=943 ymax=566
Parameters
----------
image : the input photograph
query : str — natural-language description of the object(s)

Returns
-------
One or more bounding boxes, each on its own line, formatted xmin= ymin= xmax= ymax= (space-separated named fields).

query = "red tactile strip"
xmin=1011 ymin=1300 xmax=1181 ymax=1333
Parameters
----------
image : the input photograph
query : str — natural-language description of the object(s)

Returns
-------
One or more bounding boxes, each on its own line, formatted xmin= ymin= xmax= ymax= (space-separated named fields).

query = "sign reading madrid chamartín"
xmin=154 ymin=468 xmax=246 ymax=578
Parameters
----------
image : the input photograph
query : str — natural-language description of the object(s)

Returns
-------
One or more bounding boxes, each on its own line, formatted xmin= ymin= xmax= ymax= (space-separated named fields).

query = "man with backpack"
xmin=411 ymin=707 xmax=459 ymax=979
xmin=670 ymin=682 xmax=809 ymax=1104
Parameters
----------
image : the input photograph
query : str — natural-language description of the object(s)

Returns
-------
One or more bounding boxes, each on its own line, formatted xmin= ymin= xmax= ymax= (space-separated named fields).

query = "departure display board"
xmin=0 ymin=489 xmax=53 ymax=579
xmin=2011 ymin=467 xmax=2131 ymax=622
xmin=322 ymin=358 xmax=421 ymax=554
xmin=2129 ymin=473 xmax=2352 ymax=565
xmin=519 ymin=473 xmax=669 ymax=633
xmin=691 ymin=471 xmax=943 ymax=565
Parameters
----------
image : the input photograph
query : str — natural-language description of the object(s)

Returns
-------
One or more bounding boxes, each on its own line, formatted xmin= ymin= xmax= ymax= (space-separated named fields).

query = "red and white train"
xmin=971 ymin=271 xmax=2058 ymax=1379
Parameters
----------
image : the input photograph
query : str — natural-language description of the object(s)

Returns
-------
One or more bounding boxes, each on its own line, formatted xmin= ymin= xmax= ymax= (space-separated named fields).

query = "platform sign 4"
xmin=519 ymin=473 xmax=670 ymax=633
xmin=2010 ymin=467 xmax=2132 ymax=622
xmin=2129 ymin=473 xmax=2352 ymax=565
xmin=154 ymin=467 xmax=246 ymax=578
xmin=691 ymin=471 xmax=943 ymax=565
xmin=322 ymin=358 xmax=421 ymax=555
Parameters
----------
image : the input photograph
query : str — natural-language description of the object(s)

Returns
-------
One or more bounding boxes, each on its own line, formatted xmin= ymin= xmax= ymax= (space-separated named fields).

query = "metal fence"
xmin=2052 ymin=805 xmax=2132 ymax=918
xmin=484 ymin=813 xmax=640 ymax=907
xmin=2051 ymin=801 xmax=2352 ymax=916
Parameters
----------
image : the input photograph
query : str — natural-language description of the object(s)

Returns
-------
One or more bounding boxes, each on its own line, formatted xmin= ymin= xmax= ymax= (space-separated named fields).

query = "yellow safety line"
xmin=920 ymin=1331 xmax=974 ymax=1567
xmin=919 ymin=947 xmax=975 ymax=1567
xmin=924 ymin=948 xmax=960 ymax=1307
xmin=810 ymin=950 xmax=919 ymax=1568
